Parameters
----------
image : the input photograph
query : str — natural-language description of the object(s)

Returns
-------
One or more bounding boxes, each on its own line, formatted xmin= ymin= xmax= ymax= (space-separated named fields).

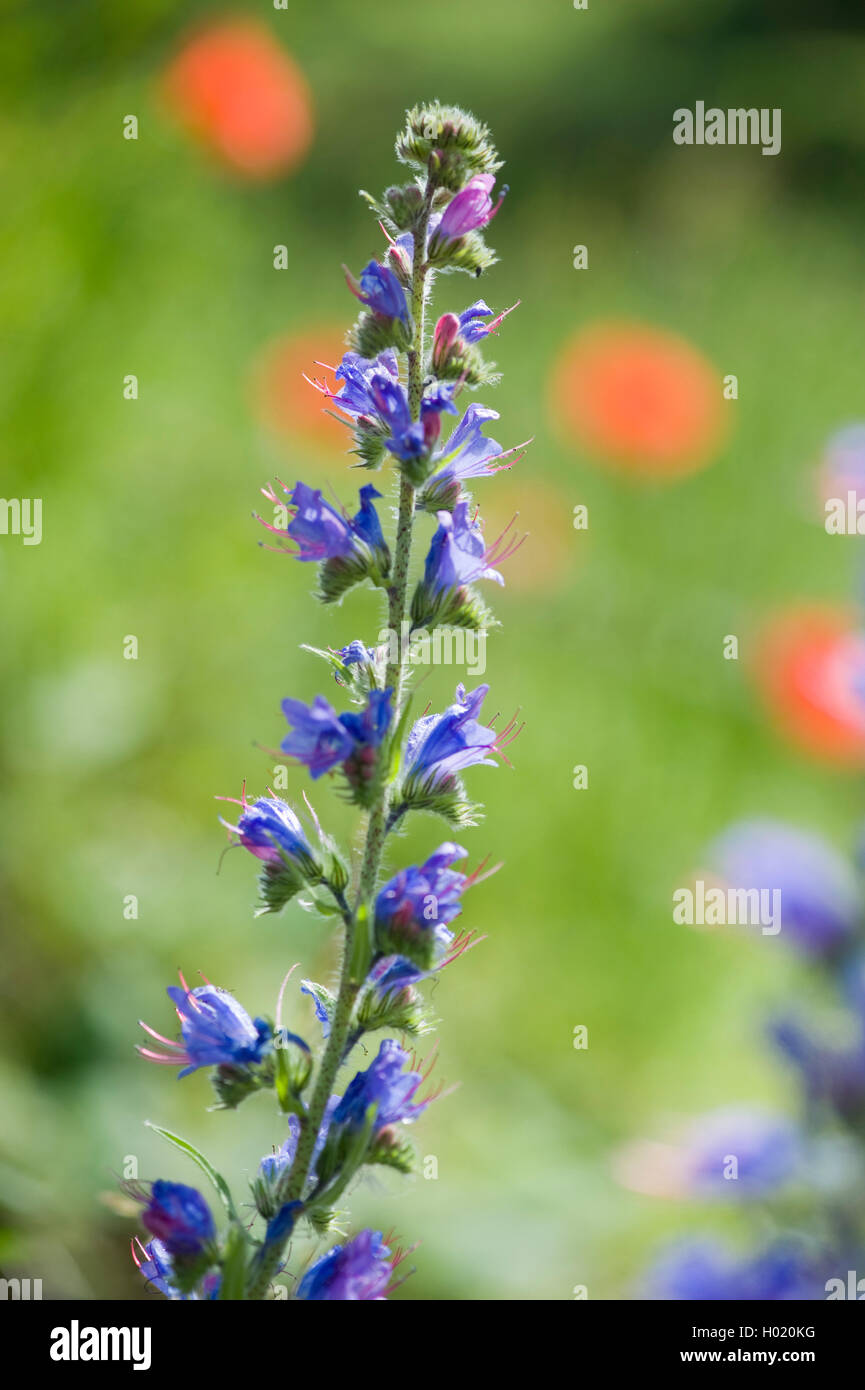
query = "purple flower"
xmin=404 ymin=683 xmax=500 ymax=790
xmin=296 ymin=1229 xmax=396 ymax=1301
xmin=221 ymin=795 xmax=314 ymax=869
xmin=375 ymin=842 xmax=469 ymax=967
xmin=138 ymin=979 xmax=270 ymax=1078
xmin=644 ymin=1240 xmax=827 ymax=1302
xmin=142 ymin=1181 xmax=216 ymax=1257
xmin=333 ymin=1038 xmax=428 ymax=1132
xmin=433 ymin=174 xmax=506 ymax=245
xmin=709 ymin=820 xmax=861 ymax=957
xmin=345 ymin=260 xmax=410 ymax=326
xmin=280 ymin=695 xmax=356 ymax=778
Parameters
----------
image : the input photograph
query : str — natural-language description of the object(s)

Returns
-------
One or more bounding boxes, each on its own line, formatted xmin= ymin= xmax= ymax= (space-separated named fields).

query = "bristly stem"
xmin=277 ymin=179 xmax=435 ymax=1231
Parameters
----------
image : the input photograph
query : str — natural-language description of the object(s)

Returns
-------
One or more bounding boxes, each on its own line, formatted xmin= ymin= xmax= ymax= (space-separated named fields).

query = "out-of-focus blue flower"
xmin=138 ymin=980 xmax=271 ymax=1079
xmin=404 ymin=683 xmax=500 ymax=790
xmin=772 ymin=1018 xmax=865 ymax=1119
xmin=221 ymin=795 xmax=314 ymax=869
xmin=296 ymin=1229 xmax=395 ymax=1301
xmin=345 ymin=260 xmax=410 ymax=325
xmin=708 ymin=820 xmax=861 ymax=957
xmin=375 ymin=842 xmax=469 ymax=968
xmin=644 ymin=1239 xmax=827 ymax=1301
xmin=142 ymin=1181 xmax=216 ymax=1257
xmin=684 ymin=1107 xmax=801 ymax=1198
xmin=333 ymin=1039 xmax=428 ymax=1133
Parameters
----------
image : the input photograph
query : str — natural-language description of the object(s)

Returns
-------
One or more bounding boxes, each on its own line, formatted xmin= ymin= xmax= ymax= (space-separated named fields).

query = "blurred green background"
xmin=2 ymin=0 xmax=865 ymax=1300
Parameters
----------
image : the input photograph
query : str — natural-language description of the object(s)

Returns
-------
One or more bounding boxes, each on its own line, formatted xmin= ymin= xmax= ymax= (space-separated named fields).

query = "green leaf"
xmin=145 ymin=1122 xmax=238 ymax=1221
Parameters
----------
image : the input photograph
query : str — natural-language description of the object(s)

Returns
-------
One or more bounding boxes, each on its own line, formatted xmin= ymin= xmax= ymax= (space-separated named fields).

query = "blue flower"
xmin=338 ymin=639 xmax=374 ymax=667
xmin=296 ymin=1229 xmax=396 ymax=1301
xmin=282 ymin=481 xmax=357 ymax=561
xmin=339 ymin=688 xmax=393 ymax=748
xmin=458 ymin=298 xmax=519 ymax=344
xmin=375 ymin=842 xmax=469 ymax=968
xmin=280 ymin=695 xmax=357 ymax=778
xmin=771 ymin=1017 xmax=865 ymax=1119
xmin=352 ymin=484 xmax=386 ymax=552
xmin=423 ymin=501 xmax=507 ymax=593
xmin=329 ymin=349 xmax=400 ymax=418
xmin=281 ymin=690 xmax=394 ymax=804
xmin=404 ymin=683 xmax=500 ymax=790
xmin=345 ymin=260 xmax=410 ymax=326
xmin=258 ymin=1115 xmax=302 ymax=1182
xmin=142 ymin=1181 xmax=216 ymax=1257
xmin=368 ymin=372 xmax=424 ymax=461
xmin=709 ymin=820 xmax=861 ymax=957
xmin=643 ymin=1240 xmax=827 ymax=1301
xmin=131 ymin=1238 xmax=219 ymax=1301
xmin=221 ymin=795 xmax=315 ymax=869
xmin=138 ymin=979 xmax=271 ymax=1078
xmin=333 ymin=1039 xmax=428 ymax=1133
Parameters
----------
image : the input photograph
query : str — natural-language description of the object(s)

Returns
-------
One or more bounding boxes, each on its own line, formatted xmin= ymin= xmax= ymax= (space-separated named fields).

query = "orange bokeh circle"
xmin=754 ymin=607 xmax=865 ymax=767
xmin=551 ymin=322 xmax=727 ymax=480
xmin=162 ymin=20 xmax=314 ymax=180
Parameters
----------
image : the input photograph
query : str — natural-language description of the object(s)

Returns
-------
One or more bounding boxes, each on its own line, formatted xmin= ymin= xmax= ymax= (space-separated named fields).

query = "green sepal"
xmin=410 ymin=580 xmax=495 ymax=634
xmin=349 ymin=309 xmax=413 ymax=359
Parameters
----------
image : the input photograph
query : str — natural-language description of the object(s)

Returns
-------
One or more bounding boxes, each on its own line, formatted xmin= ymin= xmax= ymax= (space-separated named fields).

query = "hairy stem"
xmin=270 ymin=182 xmax=435 ymax=1251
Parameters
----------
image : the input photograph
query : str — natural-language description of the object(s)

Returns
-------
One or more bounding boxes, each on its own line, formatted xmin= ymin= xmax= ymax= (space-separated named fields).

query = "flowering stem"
xmin=276 ymin=182 xmax=434 ymax=1240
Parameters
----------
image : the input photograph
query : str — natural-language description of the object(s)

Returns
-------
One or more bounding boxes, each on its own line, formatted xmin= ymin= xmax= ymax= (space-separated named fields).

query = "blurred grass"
xmin=2 ymin=0 xmax=865 ymax=1299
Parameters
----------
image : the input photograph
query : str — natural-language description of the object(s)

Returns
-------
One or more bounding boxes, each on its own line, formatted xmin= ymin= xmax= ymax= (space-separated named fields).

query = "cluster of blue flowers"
xmin=636 ymin=819 xmax=865 ymax=1300
xmin=128 ymin=103 xmax=521 ymax=1302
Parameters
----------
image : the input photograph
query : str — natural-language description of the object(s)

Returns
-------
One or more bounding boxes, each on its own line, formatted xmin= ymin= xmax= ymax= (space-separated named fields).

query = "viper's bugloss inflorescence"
xmin=128 ymin=102 xmax=523 ymax=1301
